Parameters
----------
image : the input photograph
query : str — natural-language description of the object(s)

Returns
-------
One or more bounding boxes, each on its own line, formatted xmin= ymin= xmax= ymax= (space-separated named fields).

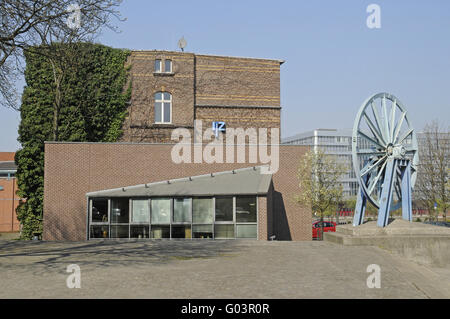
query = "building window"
xmin=173 ymin=198 xmax=192 ymax=223
xmin=91 ymin=198 xmax=108 ymax=223
xmin=131 ymin=199 xmax=150 ymax=223
xmin=151 ymin=198 xmax=171 ymax=224
xmin=154 ymin=59 xmax=162 ymax=72
xmin=154 ymin=92 xmax=172 ymax=124
xmin=236 ymin=196 xmax=257 ymax=222
xmin=88 ymin=195 xmax=258 ymax=240
xmin=165 ymin=59 xmax=172 ymax=73
xmin=215 ymin=197 xmax=233 ymax=222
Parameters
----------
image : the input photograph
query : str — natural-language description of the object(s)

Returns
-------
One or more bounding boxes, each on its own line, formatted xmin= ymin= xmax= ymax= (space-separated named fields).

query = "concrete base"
xmin=324 ymin=219 xmax=450 ymax=268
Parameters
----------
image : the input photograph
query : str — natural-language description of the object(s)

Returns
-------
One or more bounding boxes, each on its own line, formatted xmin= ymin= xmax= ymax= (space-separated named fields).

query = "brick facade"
xmin=43 ymin=143 xmax=311 ymax=241
xmin=121 ymin=51 xmax=282 ymax=143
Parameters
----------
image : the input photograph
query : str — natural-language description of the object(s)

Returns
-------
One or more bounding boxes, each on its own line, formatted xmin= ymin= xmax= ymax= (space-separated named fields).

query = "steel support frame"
xmin=354 ymin=159 xmax=413 ymax=227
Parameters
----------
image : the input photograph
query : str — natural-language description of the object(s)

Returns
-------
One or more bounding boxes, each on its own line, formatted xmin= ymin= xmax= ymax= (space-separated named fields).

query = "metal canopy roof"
xmin=0 ymin=161 xmax=17 ymax=172
xmin=86 ymin=166 xmax=272 ymax=198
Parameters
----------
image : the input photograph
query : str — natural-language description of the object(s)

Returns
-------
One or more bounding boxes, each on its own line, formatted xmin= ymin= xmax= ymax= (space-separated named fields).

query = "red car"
xmin=312 ymin=221 xmax=336 ymax=239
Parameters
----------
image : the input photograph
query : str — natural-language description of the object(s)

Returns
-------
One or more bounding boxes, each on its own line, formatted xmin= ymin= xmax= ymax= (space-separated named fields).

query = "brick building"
xmin=43 ymin=51 xmax=312 ymax=241
xmin=0 ymin=152 xmax=20 ymax=232
xmin=121 ymin=51 xmax=282 ymax=143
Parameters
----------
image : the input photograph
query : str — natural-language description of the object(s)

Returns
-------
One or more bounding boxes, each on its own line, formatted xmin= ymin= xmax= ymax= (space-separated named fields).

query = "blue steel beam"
xmin=377 ymin=158 xmax=397 ymax=227
xmin=401 ymin=161 xmax=412 ymax=222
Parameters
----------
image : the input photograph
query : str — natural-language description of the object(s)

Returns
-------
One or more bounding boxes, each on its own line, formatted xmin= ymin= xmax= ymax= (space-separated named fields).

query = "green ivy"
xmin=16 ymin=43 xmax=131 ymax=239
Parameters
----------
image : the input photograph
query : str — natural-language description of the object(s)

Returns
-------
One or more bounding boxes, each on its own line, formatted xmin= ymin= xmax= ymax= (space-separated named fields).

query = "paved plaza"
xmin=0 ymin=240 xmax=449 ymax=299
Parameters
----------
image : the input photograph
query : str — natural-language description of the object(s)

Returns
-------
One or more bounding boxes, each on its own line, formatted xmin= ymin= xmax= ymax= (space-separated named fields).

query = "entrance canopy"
xmin=86 ymin=166 xmax=272 ymax=198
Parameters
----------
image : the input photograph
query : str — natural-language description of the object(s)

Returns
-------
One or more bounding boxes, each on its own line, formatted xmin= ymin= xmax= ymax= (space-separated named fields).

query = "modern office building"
xmin=282 ymin=128 xmax=359 ymax=197
xmin=43 ymin=51 xmax=313 ymax=241
xmin=0 ymin=152 xmax=20 ymax=232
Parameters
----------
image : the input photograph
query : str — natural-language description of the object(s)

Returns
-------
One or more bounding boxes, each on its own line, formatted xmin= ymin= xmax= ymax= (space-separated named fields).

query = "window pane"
xmin=91 ymin=199 xmax=108 ymax=222
xmin=130 ymin=225 xmax=149 ymax=238
xmin=111 ymin=198 xmax=129 ymax=223
xmin=155 ymin=92 xmax=162 ymax=100
xmin=192 ymin=224 xmax=213 ymax=238
xmin=154 ymin=59 xmax=161 ymax=72
xmin=151 ymin=225 xmax=170 ymax=239
xmin=155 ymin=102 xmax=162 ymax=122
xmin=171 ymin=225 xmax=191 ymax=239
xmin=236 ymin=224 xmax=257 ymax=238
xmin=163 ymin=92 xmax=171 ymax=100
xmin=215 ymin=197 xmax=233 ymax=222
xmin=165 ymin=60 xmax=172 ymax=72
xmin=163 ymin=102 xmax=171 ymax=123
xmin=132 ymin=200 xmax=149 ymax=223
xmin=193 ymin=198 xmax=213 ymax=223
xmin=236 ymin=196 xmax=257 ymax=222
xmin=173 ymin=198 xmax=191 ymax=223
xmin=215 ymin=224 xmax=234 ymax=239
xmin=110 ymin=225 xmax=129 ymax=238
xmin=151 ymin=198 xmax=171 ymax=224
xmin=90 ymin=225 xmax=109 ymax=238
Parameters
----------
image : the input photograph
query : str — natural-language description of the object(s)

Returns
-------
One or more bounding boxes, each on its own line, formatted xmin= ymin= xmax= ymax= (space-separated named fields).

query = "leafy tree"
xmin=415 ymin=121 xmax=449 ymax=222
xmin=0 ymin=0 xmax=124 ymax=109
xmin=16 ymin=43 xmax=131 ymax=239
xmin=296 ymin=149 xmax=347 ymax=239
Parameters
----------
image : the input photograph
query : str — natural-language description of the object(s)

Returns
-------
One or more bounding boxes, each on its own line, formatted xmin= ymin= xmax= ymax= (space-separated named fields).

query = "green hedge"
xmin=16 ymin=43 xmax=131 ymax=239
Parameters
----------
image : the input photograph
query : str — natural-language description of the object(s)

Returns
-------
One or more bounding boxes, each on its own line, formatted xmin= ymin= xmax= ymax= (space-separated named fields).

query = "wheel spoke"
xmin=367 ymin=160 xmax=388 ymax=195
xmin=389 ymin=100 xmax=396 ymax=143
xmin=360 ymin=155 xmax=387 ymax=177
xmin=371 ymin=101 xmax=388 ymax=143
xmin=382 ymin=96 xmax=390 ymax=142
xmin=357 ymin=149 xmax=385 ymax=156
xmin=358 ymin=130 xmax=385 ymax=149
xmin=363 ymin=113 xmax=386 ymax=146
xmin=393 ymin=111 xmax=406 ymax=143
xmin=397 ymin=128 xmax=413 ymax=145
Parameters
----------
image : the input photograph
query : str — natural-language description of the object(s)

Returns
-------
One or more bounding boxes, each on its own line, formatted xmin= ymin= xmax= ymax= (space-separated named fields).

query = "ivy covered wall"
xmin=16 ymin=43 xmax=131 ymax=239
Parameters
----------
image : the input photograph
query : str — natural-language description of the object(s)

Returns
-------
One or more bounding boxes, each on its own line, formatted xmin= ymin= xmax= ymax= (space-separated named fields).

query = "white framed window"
xmin=154 ymin=59 xmax=162 ymax=73
xmin=154 ymin=92 xmax=172 ymax=124
xmin=164 ymin=59 xmax=172 ymax=73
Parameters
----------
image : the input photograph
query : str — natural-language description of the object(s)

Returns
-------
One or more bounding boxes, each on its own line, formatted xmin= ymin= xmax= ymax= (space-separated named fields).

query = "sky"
xmin=1 ymin=0 xmax=449 ymax=151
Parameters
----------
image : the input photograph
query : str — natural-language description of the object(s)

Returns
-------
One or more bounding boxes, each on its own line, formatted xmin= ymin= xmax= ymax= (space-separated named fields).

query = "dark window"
xmin=236 ymin=196 xmax=257 ymax=222
xmin=151 ymin=225 xmax=170 ymax=239
xmin=90 ymin=225 xmax=109 ymax=238
xmin=130 ymin=225 xmax=149 ymax=238
xmin=171 ymin=225 xmax=191 ymax=238
xmin=111 ymin=198 xmax=129 ymax=223
xmin=92 ymin=199 xmax=108 ymax=223
xmin=215 ymin=197 xmax=233 ymax=222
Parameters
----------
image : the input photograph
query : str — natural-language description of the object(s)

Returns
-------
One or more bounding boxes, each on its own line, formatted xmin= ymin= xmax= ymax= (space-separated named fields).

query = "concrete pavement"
xmin=0 ymin=240 xmax=449 ymax=298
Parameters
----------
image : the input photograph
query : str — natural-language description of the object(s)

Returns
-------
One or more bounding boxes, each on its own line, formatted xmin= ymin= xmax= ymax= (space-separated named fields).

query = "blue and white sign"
xmin=212 ymin=121 xmax=226 ymax=138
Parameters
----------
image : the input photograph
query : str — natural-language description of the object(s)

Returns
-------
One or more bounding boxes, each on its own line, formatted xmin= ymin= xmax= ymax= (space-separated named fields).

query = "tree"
xmin=0 ymin=0 xmax=124 ymax=109
xmin=414 ymin=121 xmax=449 ymax=222
xmin=296 ymin=149 xmax=347 ymax=239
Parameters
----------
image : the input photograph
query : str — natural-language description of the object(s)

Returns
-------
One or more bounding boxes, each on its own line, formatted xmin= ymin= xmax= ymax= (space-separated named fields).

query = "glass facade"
xmin=88 ymin=196 xmax=258 ymax=240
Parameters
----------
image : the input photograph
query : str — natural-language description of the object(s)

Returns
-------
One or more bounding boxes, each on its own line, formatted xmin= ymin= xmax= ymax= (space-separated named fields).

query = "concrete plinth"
xmin=324 ymin=219 xmax=450 ymax=268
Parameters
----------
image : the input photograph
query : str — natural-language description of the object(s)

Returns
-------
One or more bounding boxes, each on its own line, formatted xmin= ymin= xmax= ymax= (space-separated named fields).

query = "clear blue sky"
xmin=1 ymin=0 xmax=449 ymax=151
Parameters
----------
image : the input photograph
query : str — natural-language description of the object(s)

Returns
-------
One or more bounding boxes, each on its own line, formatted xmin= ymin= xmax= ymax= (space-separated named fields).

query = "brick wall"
xmin=0 ymin=177 xmax=20 ymax=232
xmin=43 ymin=143 xmax=311 ymax=241
xmin=121 ymin=51 xmax=282 ymax=144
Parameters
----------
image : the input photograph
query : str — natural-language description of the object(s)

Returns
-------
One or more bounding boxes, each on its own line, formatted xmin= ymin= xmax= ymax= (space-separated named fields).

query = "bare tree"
xmin=0 ymin=0 xmax=124 ymax=109
xmin=296 ymin=149 xmax=347 ymax=239
xmin=415 ymin=121 xmax=449 ymax=222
